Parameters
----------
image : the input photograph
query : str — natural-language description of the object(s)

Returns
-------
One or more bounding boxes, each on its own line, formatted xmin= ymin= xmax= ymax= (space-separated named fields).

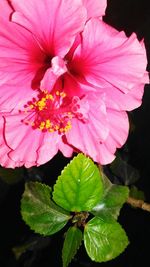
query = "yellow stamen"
xmin=56 ymin=91 xmax=60 ymax=96
xmin=45 ymin=119 xmax=51 ymax=129
xmin=39 ymin=121 xmax=45 ymax=130
xmin=60 ymin=92 xmax=66 ymax=98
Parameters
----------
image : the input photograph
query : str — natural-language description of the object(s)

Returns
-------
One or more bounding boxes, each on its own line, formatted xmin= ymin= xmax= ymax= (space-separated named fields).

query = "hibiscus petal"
xmin=72 ymin=19 xmax=148 ymax=93
xmin=105 ymin=84 xmax=144 ymax=111
xmin=40 ymin=56 xmax=67 ymax=92
xmin=106 ymin=109 xmax=129 ymax=149
xmin=59 ymin=140 xmax=74 ymax=158
xmin=3 ymin=112 xmax=63 ymax=167
xmin=66 ymin=106 xmax=129 ymax=165
xmin=0 ymin=80 xmax=39 ymax=113
xmin=61 ymin=73 xmax=82 ymax=97
xmin=82 ymin=0 xmax=107 ymax=20
xmin=36 ymin=132 xmax=59 ymax=165
xmin=0 ymin=143 xmax=19 ymax=168
xmin=102 ymin=72 xmax=149 ymax=111
xmin=66 ymin=92 xmax=110 ymax=162
xmin=4 ymin=113 xmax=42 ymax=164
xmin=0 ymin=116 xmax=18 ymax=168
xmin=76 ymin=71 xmax=149 ymax=112
xmin=96 ymin=110 xmax=129 ymax=165
xmin=0 ymin=1 xmax=46 ymax=111
xmin=3 ymin=113 xmax=40 ymax=165
xmin=11 ymin=0 xmax=87 ymax=56
xmin=66 ymin=118 xmax=99 ymax=161
xmin=86 ymin=93 xmax=109 ymax=141
xmin=96 ymin=142 xmax=116 ymax=165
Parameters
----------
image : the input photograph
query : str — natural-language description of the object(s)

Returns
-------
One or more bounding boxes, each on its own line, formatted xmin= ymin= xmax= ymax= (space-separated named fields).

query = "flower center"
xmin=22 ymin=90 xmax=89 ymax=134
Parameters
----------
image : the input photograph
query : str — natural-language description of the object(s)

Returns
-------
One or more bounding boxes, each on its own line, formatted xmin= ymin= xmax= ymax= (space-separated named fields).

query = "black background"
xmin=1 ymin=0 xmax=150 ymax=266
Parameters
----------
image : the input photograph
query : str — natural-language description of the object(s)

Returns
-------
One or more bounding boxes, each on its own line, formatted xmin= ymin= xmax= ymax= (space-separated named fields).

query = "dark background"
xmin=1 ymin=0 xmax=150 ymax=266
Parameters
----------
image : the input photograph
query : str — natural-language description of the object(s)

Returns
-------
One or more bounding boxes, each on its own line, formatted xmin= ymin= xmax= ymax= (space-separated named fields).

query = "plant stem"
xmin=127 ymin=196 xmax=150 ymax=212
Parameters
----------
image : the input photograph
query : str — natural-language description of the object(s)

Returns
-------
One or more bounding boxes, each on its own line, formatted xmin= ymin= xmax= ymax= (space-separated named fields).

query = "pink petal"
xmin=4 ymin=113 xmax=43 ymax=165
xmin=0 ymin=1 xmax=46 ymax=111
xmin=75 ymin=72 xmax=149 ymax=112
xmin=66 ymin=119 xmax=99 ymax=161
xmin=102 ymin=73 xmax=149 ymax=111
xmin=59 ymin=139 xmax=74 ymax=158
xmin=36 ymin=132 xmax=60 ymax=165
xmin=104 ymin=85 xmax=145 ymax=111
xmin=66 ymin=105 xmax=129 ymax=165
xmin=0 ymin=143 xmax=18 ymax=168
xmin=61 ymin=73 xmax=82 ymax=97
xmin=82 ymin=0 xmax=107 ymax=20
xmin=66 ymin=92 xmax=110 ymax=161
xmin=40 ymin=56 xmax=67 ymax=91
xmin=106 ymin=109 xmax=129 ymax=149
xmin=66 ymin=116 xmax=114 ymax=165
xmin=11 ymin=0 xmax=87 ymax=56
xmin=96 ymin=142 xmax=116 ymax=165
xmin=86 ymin=93 xmax=109 ymax=141
xmin=0 ymin=115 xmax=18 ymax=168
xmin=3 ymin=112 xmax=63 ymax=167
xmin=0 ymin=80 xmax=38 ymax=113
xmin=72 ymin=19 xmax=148 ymax=93
xmin=96 ymin=110 xmax=129 ymax=165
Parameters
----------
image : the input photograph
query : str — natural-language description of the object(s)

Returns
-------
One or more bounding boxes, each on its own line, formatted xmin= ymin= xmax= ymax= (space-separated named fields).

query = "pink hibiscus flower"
xmin=0 ymin=0 xmax=148 ymax=168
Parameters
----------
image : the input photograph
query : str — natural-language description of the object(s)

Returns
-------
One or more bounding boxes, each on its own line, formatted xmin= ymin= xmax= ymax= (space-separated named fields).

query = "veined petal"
xmin=72 ymin=19 xmax=148 ymax=93
xmin=59 ymin=138 xmax=74 ymax=158
xmin=66 ymin=107 xmax=129 ymax=165
xmin=61 ymin=73 xmax=82 ymax=97
xmin=4 ymin=113 xmax=42 ymax=151
xmin=104 ymin=82 xmax=145 ymax=111
xmin=82 ymin=0 xmax=107 ymax=20
xmin=99 ymin=72 xmax=149 ymax=111
xmin=96 ymin=142 xmax=116 ymax=165
xmin=0 ymin=79 xmax=38 ymax=112
xmin=106 ymin=109 xmax=129 ymax=149
xmin=4 ymin=112 xmax=43 ymax=167
xmin=35 ymin=132 xmax=60 ymax=166
xmin=37 ymin=132 xmax=73 ymax=165
xmin=96 ymin=110 xmax=129 ymax=165
xmin=11 ymin=0 xmax=87 ymax=56
xmin=0 ymin=1 xmax=46 ymax=111
xmin=0 ymin=143 xmax=19 ymax=168
xmin=66 ymin=119 xmax=100 ymax=161
xmin=0 ymin=115 xmax=18 ymax=168
xmin=86 ymin=93 xmax=109 ymax=141
xmin=3 ymin=112 xmax=60 ymax=167
xmin=66 ymin=92 xmax=109 ymax=161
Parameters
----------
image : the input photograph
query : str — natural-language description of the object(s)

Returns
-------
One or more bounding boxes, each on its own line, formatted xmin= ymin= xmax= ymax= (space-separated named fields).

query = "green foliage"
xmin=21 ymin=182 xmax=71 ymax=236
xmin=129 ymin=185 xmax=145 ymax=200
xmin=62 ymin=226 xmax=82 ymax=267
xmin=92 ymin=174 xmax=129 ymax=219
xmin=84 ymin=216 xmax=129 ymax=262
xmin=21 ymin=153 xmax=130 ymax=266
xmin=110 ymin=152 xmax=140 ymax=185
xmin=53 ymin=153 xmax=103 ymax=212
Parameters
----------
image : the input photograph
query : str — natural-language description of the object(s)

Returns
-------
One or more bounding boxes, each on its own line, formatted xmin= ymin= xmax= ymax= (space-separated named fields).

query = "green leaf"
xmin=21 ymin=182 xmax=71 ymax=236
xmin=110 ymin=152 xmax=140 ymax=185
xmin=53 ymin=153 xmax=103 ymax=212
xmin=129 ymin=185 xmax=145 ymax=201
xmin=62 ymin=226 xmax=83 ymax=267
xmin=91 ymin=174 xmax=129 ymax=219
xmin=12 ymin=236 xmax=50 ymax=260
xmin=84 ymin=216 xmax=129 ymax=262
xmin=0 ymin=167 xmax=23 ymax=184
